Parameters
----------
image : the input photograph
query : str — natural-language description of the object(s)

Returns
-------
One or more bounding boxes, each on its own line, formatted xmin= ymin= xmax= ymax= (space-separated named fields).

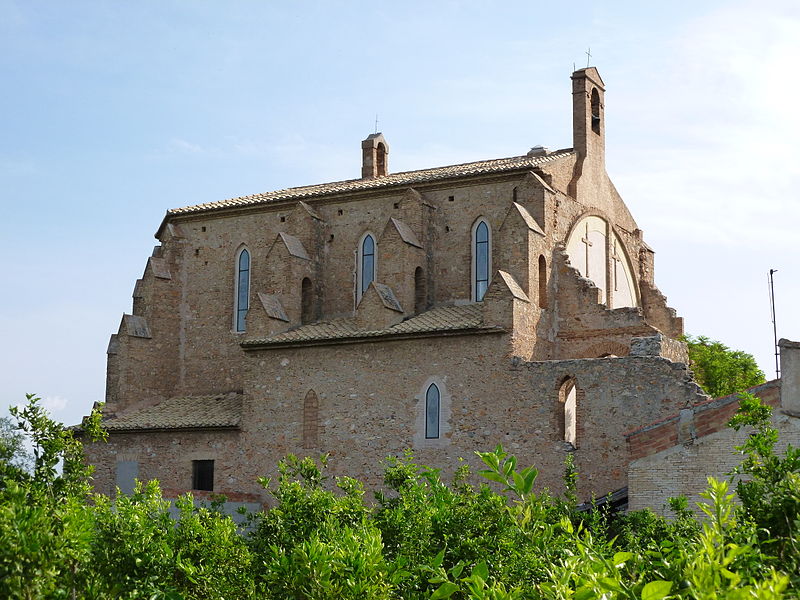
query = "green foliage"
xmin=0 ymin=415 xmax=32 ymax=476
xmin=729 ymin=392 xmax=800 ymax=587
xmin=1 ymin=393 xmax=799 ymax=598
xmin=683 ymin=334 xmax=766 ymax=398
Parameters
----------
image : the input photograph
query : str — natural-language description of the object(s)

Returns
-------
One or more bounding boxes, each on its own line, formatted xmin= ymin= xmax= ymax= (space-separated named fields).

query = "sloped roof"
xmin=389 ymin=217 xmax=423 ymax=248
xmin=276 ymin=232 xmax=310 ymax=260
xmin=167 ymin=149 xmax=573 ymax=217
xmin=102 ymin=393 xmax=243 ymax=431
xmin=243 ymin=304 xmax=499 ymax=348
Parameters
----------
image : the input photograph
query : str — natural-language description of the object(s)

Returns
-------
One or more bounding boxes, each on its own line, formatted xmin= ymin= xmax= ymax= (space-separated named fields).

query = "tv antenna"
xmin=769 ymin=268 xmax=780 ymax=379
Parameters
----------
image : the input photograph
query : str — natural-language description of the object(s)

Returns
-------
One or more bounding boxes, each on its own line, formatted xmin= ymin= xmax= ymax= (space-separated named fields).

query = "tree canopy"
xmin=683 ymin=334 xmax=766 ymax=398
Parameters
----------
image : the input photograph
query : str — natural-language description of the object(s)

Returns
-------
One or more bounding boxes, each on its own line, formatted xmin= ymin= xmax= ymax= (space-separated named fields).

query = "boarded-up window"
xmin=303 ymin=390 xmax=319 ymax=449
xmin=115 ymin=460 xmax=138 ymax=496
xmin=414 ymin=267 xmax=426 ymax=314
xmin=301 ymin=277 xmax=313 ymax=324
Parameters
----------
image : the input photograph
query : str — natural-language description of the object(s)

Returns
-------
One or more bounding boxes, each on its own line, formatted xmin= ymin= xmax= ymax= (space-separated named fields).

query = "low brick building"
xmin=83 ymin=67 xmax=706 ymax=508
xmin=628 ymin=339 xmax=800 ymax=515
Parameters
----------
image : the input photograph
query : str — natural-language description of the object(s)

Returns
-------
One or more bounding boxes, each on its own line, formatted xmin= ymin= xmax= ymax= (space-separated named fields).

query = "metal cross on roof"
xmin=586 ymin=47 xmax=592 ymax=67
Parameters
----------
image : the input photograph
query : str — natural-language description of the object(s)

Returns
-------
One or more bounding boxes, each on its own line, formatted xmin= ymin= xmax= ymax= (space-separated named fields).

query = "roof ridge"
xmin=166 ymin=149 xmax=574 ymax=218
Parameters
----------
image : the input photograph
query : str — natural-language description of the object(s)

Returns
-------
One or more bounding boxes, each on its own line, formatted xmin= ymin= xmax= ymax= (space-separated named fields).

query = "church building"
xmin=84 ymin=68 xmax=708 ymax=509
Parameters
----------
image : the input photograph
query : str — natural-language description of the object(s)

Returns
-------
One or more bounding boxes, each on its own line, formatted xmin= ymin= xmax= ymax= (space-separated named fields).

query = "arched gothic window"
xmin=425 ymin=383 xmax=440 ymax=439
xmin=472 ymin=219 xmax=490 ymax=302
xmin=235 ymin=248 xmax=250 ymax=332
xmin=559 ymin=378 xmax=577 ymax=447
xmin=358 ymin=234 xmax=376 ymax=300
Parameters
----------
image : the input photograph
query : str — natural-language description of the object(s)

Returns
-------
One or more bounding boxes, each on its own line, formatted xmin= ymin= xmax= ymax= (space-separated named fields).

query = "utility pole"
xmin=769 ymin=269 xmax=780 ymax=379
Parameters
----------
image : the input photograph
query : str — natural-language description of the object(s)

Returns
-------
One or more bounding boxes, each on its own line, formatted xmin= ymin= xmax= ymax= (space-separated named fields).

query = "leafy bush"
xmin=1 ymin=393 xmax=798 ymax=599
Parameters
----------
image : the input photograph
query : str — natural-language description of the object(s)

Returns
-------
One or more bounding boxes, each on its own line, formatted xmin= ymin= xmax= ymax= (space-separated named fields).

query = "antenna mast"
xmin=769 ymin=269 xmax=780 ymax=379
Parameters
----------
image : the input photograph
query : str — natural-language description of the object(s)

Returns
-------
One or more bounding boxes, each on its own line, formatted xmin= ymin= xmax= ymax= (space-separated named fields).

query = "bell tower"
xmin=361 ymin=133 xmax=389 ymax=179
xmin=571 ymin=67 xmax=605 ymax=169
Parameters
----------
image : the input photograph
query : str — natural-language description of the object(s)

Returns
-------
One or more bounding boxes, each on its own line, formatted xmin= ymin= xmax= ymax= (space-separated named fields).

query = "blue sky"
xmin=1 ymin=1 xmax=798 ymax=426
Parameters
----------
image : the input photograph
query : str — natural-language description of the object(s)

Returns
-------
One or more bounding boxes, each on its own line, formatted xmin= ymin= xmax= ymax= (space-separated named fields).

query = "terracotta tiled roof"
xmin=102 ymin=393 xmax=242 ymax=431
xmin=168 ymin=150 xmax=573 ymax=216
xmin=243 ymin=304 xmax=496 ymax=347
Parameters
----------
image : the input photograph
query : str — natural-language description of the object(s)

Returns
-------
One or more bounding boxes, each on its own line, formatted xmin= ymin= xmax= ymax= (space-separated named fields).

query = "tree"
xmin=683 ymin=334 xmax=766 ymax=398
xmin=0 ymin=414 xmax=32 ymax=477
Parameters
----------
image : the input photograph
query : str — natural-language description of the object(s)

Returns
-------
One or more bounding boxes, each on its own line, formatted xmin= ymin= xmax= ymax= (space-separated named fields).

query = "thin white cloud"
xmin=613 ymin=2 xmax=800 ymax=249
xmin=41 ymin=395 xmax=68 ymax=413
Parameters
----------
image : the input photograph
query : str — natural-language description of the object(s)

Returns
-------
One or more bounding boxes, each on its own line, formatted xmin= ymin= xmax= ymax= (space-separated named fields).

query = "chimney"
xmin=362 ymin=133 xmax=389 ymax=179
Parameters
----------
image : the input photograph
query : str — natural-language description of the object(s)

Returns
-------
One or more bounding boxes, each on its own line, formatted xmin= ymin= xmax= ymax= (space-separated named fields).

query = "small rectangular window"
xmin=192 ymin=460 xmax=214 ymax=491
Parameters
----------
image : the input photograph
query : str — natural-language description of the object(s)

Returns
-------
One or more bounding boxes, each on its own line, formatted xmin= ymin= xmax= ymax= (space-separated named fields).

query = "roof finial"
xmin=375 ymin=114 xmax=379 ymax=134
xmin=585 ymin=47 xmax=592 ymax=68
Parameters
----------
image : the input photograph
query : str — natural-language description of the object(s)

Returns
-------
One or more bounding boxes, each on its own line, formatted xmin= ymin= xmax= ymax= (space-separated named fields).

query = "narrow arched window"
xmin=301 ymin=277 xmax=313 ymax=324
xmin=358 ymin=234 xmax=376 ymax=299
xmin=538 ymin=255 xmax=548 ymax=308
xmin=376 ymin=143 xmax=387 ymax=177
xmin=235 ymin=248 xmax=250 ymax=332
xmin=472 ymin=219 xmax=490 ymax=301
xmin=559 ymin=378 xmax=577 ymax=447
xmin=591 ymin=88 xmax=601 ymax=134
xmin=414 ymin=266 xmax=426 ymax=314
xmin=425 ymin=383 xmax=440 ymax=439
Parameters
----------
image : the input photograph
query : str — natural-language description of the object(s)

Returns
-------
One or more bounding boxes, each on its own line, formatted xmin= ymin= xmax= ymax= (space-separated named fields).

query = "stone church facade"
xmin=84 ymin=68 xmax=707 ymax=507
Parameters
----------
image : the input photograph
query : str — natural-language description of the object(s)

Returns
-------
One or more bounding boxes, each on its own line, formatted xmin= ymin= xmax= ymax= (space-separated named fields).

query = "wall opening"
xmin=538 ymin=255 xmax=547 ymax=308
xmin=591 ymin=88 xmax=601 ymax=134
xmin=192 ymin=459 xmax=214 ymax=491
xmin=301 ymin=277 xmax=313 ymax=324
xmin=376 ymin=143 xmax=387 ymax=176
xmin=558 ymin=378 xmax=577 ymax=447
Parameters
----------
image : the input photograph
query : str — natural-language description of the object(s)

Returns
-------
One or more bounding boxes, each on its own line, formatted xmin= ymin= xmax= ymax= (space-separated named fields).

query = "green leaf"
xmin=720 ymin=568 xmax=741 ymax=584
xmin=599 ymin=577 xmax=623 ymax=592
xmin=478 ymin=470 xmax=507 ymax=485
xmin=472 ymin=561 xmax=489 ymax=581
xmin=613 ymin=551 xmax=634 ymax=567
xmin=641 ymin=580 xmax=672 ymax=600
xmin=574 ymin=586 xmax=594 ymax=600
xmin=430 ymin=581 xmax=459 ymax=599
